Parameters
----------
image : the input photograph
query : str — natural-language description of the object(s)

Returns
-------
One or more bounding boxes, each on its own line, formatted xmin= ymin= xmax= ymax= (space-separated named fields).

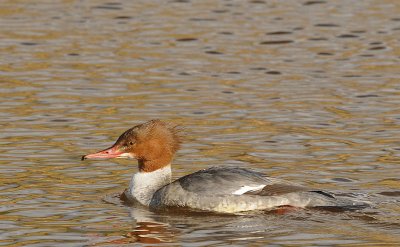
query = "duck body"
xmin=148 ymin=166 xmax=345 ymax=213
xmin=82 ymin=120 xmax=366 ymax=213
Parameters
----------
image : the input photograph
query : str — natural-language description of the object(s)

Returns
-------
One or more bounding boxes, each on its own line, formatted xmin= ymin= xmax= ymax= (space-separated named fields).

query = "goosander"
xmin=82 ymin=120 xmax=365 ymax=213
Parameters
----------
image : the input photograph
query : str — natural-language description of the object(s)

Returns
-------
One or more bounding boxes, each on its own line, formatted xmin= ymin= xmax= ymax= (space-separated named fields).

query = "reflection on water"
xmin=1 ymin=0 xmax=400 ymax=246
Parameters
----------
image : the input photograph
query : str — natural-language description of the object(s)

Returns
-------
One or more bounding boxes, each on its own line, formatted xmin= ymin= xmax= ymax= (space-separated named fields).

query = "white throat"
xmin=127 ymin=165 xmax=172 ymax=206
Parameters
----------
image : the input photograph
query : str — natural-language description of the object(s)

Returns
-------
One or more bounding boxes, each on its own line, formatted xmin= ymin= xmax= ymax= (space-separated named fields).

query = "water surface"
xmin=1 ymin=0 xmax=399 ymax=246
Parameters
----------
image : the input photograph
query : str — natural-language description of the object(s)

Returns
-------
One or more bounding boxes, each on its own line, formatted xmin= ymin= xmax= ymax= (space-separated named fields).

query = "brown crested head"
xmin=82 ymin=120 xmax=181 ymax=172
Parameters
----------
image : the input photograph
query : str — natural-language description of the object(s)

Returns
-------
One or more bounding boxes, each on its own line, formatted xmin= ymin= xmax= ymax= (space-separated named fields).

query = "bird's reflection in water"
xmin=125 ymin=221 xmax=176 ymax=244
xmin=95 ymin=193 xmax=179 ymax=245
xmin=126 ymin=205 xmax=179 ymax=244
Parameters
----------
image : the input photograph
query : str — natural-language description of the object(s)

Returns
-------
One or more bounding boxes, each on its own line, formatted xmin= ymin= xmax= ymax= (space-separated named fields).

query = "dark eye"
xmin=129 ymin=141 xmax=133 ymax=145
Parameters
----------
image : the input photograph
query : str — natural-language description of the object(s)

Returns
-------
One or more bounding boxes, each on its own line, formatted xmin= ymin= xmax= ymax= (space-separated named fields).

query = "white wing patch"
xmin=232 ymin=185 xmax=265 ymax=195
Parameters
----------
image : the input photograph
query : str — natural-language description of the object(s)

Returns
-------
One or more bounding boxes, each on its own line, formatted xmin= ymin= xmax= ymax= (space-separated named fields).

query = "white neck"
xmin=127 ymin=165 xmax=172 ymax=206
